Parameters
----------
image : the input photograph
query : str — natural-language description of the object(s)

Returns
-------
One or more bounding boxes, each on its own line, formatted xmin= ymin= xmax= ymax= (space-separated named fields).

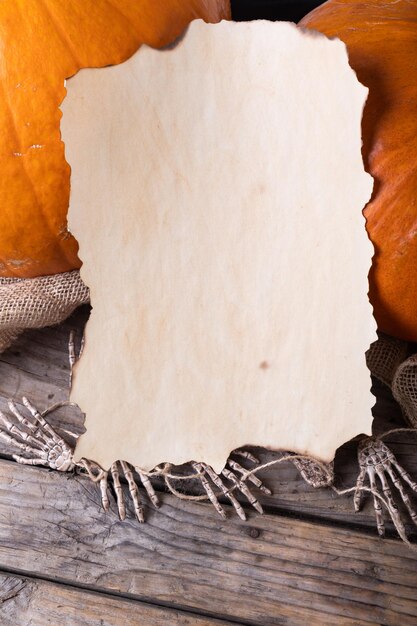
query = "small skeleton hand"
xmin=287 ymin=453 xmax=334 ymax=488
xmin=354 ymin=436 xmax=417 ymax=537
xmin=191 ymin=449 xmax=272 ymax=521
xmin=0 ymin=397 xmax=76 ymax=472
xmin=80 ymin=458 xmax=160 ymax=523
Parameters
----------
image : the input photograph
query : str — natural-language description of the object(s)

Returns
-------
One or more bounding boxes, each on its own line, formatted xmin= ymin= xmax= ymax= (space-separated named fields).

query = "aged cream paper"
xmin=63 ymin=20 xmax=375 ymax=473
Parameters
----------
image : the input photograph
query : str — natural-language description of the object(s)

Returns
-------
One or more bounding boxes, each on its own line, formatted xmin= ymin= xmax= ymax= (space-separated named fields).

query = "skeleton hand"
xmin=80 ymin=458 xmax=160 ymax=523
xmin=354 ymin=436 xmax=417 ymax=537
xmin=190 ymin=449 xmax=272 ymax=521
xmin=0 ymin=397 xmax=76 ymax=472
xmin=287 ymin=453 xmax=334 ymax=488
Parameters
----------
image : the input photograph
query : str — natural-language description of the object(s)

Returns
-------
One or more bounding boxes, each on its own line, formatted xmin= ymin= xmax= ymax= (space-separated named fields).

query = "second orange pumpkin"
xmin=300 ymin=0 xmax=417 ymax=341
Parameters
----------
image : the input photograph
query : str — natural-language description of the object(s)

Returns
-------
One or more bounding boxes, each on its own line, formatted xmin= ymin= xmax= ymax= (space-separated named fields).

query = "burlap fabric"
xmin=1 ymin=271 xmax=416 ymax=428
xmin=367 ymin=333 xmax=417 ymax=428
xmin=0 ymin=271 xmax=89 ymax=352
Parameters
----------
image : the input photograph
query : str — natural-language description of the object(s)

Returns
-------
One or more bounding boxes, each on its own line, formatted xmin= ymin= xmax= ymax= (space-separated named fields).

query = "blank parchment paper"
xmin=62 ymin=20 xmax=375 ymax=473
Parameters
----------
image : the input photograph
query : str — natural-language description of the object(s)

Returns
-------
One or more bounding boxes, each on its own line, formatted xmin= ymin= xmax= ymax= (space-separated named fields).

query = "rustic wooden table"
xmin=0 ymin=305 xmax=416 ymax=625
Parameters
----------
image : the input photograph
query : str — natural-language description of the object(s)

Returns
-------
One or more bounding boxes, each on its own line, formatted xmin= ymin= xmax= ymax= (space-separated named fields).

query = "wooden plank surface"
xmin=0 ymin=458 xmax=416 ymax=626
xmin=1 ymin=307 xmax=416 ymax=536
xmin=0 ymin=572 xmax=232 ymax=626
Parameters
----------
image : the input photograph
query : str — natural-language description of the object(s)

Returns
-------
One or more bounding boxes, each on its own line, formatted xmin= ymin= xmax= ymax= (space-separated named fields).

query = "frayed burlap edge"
xmin=366 ymin=332 xmax=409 ymax=388
xmin=367 ymin=332 xmax=417 ymax=429
xmin=0 ymin=270 xmax=89 ymax=353
xmin=392 ymin=355 xmax=417 ymax=429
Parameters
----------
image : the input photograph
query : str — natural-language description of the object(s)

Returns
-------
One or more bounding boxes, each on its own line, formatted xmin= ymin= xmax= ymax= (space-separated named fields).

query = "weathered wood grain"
xmin=0 ymin=459 xmax=416 ymax=626
xmin=0 ymin=307 xmax=88 ymax=439
xmin=0 ymin=572 xmax=233 ymax=626
xmin=1 ymin=308 xmax=416 ymax=535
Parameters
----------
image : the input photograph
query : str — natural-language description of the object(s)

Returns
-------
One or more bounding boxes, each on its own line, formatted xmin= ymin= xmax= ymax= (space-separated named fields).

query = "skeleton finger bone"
xmin=12 ymin=454 xmax=49 ymax=466
xmin=77 ymin=458 xmax=110 ymax=511
xmin=69 ymin=330 xmax=76 ymax=386
xmin=374 ymin=464 xmax=398 ymax=512
xmin=389 ymin=453 xmax=417 ymax=492
xmin=111 ymin=461 xmax=126 ymax=520
xmin=221 ymin=467 xmax=263 ymax=515
xmin=0 ymin=427 xmax=47 ymax=458
xmin=374 ymin=464 xmax=405 ymax=538
xmin=22 ymin=397 xmax=66 ymax=448
xmin=136 ymin=469 xmax=160 ymax=510
xmin=42 ymin=402 xmax=80 ymax=440
xmin=232 ymin=450 xmax=259 ymax=465
xmin=69 ymin=330 xmax=85 ymax=387
xmin=7 ymin=401 xmax=51 ymax=446
xmin=227 ymin=458 xmax=272 ymax=495
xmin=201 ymin=462 xmax=246 ymax=521
xmin=99 ymin=472 xmax=110 ymax=512
xmin=386 ymin=465 xmax=417 ymax=526
xmin=367 ymin=465 xmax=385 ymax=537
xmin=120 ymin=460 xmax=144 ymax=523
xmin=86 ymin=463 xmax=110 ymax=513
xmin=0 ymin=412 xmax=49 ymax=453
xmin=354 ymin=466 xmax=366 ymax=512
xmin=193 ymin=462 xmax=227 ymax=519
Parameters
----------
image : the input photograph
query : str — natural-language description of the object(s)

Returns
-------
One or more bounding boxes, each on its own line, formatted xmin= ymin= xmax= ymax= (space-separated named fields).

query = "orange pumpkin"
xmin=300 ymin=0 xmax=417 ymax=341
xmin=0 ymin=0 xmax=230 ymax=279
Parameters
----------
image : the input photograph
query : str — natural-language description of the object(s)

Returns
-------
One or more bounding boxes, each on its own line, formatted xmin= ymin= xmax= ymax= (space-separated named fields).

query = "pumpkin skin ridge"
xmin=300 ymin=0 xmax=417 ymax=341
xmin=0 ymin=0 xmax=231 ymax=279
